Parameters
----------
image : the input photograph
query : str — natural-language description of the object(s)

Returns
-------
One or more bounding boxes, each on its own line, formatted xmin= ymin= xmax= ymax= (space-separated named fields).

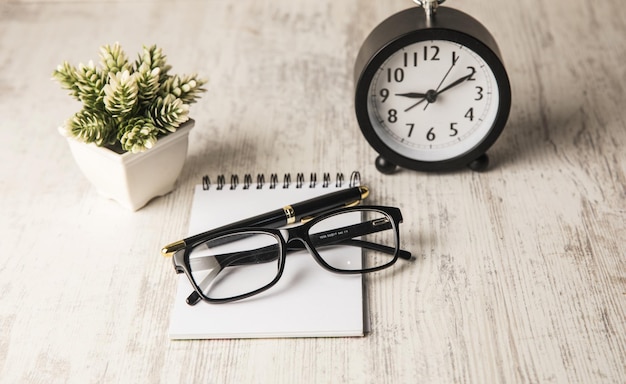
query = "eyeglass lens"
xmin=188 ymin=231 xmax=282 ymax=300
xmin=308 ymin=209 xmax=397 ymax=271
xmin=186 ymin=208 xmax=398 ymax=301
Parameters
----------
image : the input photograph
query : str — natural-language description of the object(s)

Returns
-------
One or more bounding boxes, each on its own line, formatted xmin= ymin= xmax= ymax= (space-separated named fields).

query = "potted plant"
xmin=53 ymin=42 xmax=206 ymax=210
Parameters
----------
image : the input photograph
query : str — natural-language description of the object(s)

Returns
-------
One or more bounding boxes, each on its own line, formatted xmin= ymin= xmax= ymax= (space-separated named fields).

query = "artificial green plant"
xmin=53 ymin=43 xmax=206 ymax=153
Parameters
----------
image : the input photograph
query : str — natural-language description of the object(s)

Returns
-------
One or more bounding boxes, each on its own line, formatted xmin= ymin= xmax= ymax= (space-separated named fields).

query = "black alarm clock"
xmin=354 ymin=0 xmax=511 ymax=174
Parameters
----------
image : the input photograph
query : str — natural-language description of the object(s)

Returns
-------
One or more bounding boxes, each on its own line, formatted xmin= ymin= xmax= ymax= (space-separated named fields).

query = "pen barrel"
xmin=291 ymin=187 xmax=363 ymax=221
xmin=178 ymin=186 xmax=366 ymax=250
xmin=229 ymin=209 xmax=287 ymax=229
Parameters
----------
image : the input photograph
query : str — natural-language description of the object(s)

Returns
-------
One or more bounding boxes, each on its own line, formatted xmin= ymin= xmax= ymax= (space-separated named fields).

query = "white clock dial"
xmin=367 ymin=40 xmax=500 ymax=162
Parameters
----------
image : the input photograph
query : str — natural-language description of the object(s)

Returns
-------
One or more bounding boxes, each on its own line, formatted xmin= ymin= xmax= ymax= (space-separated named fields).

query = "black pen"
xmin=161 ymin=185 xmax=370 ymax=256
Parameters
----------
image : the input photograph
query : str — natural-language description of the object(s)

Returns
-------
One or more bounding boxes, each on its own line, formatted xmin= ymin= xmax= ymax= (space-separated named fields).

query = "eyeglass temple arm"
xmin=191 ymin=232 xmax=408 ymax=275
xmin=217 ymin=219 xmax=410 ymax=265
xmin=336 ymin=239 xmax=411 ymax=260
xmin=186 ymin=238 xmax=410 ymax=305
xmin=307 ymin=219 xmax=412 ymax=260
xmin=200 ymin=236 xmax=410 ymax=270
xmin=285 ymin=240 xmax=410 ymax=260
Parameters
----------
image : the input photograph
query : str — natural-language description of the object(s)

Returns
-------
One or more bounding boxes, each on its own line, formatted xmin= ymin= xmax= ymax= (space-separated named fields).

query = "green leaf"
xmin=149 ymin=94 xmax=189 ymax=133
xmin=103 ymin=70 xmax=139 ymax=117
xmin=118 ymin=117 xmax=159 ymax=153
xmin=100 ymin=42 xmax=131 ymax=76
xmin=61 ymin=109 xmax=116 ymax=146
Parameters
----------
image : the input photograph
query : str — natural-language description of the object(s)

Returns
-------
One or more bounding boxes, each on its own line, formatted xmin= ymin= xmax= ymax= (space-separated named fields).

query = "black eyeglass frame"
xmin=172 ymin=205 xmax=411 ymax=304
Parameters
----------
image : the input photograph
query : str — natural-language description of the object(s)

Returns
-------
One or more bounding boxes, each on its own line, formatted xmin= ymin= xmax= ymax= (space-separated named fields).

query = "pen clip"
xmin=346 ymin=186 xmax=369 ymax=207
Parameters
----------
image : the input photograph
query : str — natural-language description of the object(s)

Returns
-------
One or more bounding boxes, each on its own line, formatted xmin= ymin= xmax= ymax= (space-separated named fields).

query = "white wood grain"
xmin=0 ymin=0 xmax=624 ymax=383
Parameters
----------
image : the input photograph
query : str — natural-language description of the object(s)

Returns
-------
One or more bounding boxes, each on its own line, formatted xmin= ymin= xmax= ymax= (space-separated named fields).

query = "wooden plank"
xmin=0 ymin=0 xmax=624 ymax=382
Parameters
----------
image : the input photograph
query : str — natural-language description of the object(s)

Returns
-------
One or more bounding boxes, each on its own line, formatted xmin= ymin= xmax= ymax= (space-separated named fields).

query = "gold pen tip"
xmin=161 ymin=240 xmax=186 ymax=257
xmin=359 ymin=186 xmax=370 ymax=200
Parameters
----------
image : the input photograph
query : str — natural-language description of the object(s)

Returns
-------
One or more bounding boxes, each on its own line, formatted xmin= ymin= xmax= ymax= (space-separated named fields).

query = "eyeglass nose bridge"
xmin=280 ymin=227 xmax=338 ymax=269
xmin=281 ymin=228 xmax=311 ymax=252
xmin=281 ymin=230 xmax=344 ymax=273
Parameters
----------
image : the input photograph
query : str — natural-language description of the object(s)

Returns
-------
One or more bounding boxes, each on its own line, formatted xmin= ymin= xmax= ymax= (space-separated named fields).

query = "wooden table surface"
xmin=1 ymin=0 xmax=624 ymax=382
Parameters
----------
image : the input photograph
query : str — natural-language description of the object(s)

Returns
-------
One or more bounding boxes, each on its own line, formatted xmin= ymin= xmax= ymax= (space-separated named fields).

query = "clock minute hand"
xmin=436 ymin=68 xmax=476 ymax=96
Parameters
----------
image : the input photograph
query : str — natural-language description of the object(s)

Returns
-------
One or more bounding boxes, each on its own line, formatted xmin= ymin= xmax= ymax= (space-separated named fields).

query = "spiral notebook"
xmin=168 ymin=172 xmax=365 ymax=339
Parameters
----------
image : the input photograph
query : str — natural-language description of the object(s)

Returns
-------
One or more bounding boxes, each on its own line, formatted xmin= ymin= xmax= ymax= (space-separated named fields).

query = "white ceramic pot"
xmin=66 ymin=120 xmax=194 ymax=211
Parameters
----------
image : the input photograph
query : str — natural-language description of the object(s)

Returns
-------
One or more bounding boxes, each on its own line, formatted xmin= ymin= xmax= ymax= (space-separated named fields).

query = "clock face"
xmin=367 ymin=39 xmax=501 ymax=162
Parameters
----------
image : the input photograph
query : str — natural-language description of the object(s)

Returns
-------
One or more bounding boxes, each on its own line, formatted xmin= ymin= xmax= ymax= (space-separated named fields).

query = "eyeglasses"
xmin=171 ymin=205 xmax=411 ymax=305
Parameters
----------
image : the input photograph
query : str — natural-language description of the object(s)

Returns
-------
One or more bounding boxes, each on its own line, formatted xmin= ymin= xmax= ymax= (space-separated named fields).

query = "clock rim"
xmin=354 ymin=8 xmax=512 ymax=172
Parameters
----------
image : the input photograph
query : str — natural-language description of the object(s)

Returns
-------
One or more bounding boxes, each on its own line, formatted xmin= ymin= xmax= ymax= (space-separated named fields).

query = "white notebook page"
xmin=168 ymin=182 xmax=364 ymax=339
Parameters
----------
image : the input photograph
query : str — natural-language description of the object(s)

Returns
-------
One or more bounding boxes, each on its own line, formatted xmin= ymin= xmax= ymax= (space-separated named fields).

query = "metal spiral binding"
xmin=202 ymin=171 xmax=361 ymax=191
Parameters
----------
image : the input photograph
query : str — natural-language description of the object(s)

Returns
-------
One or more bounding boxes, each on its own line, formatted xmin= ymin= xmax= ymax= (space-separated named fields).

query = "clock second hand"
xmin=422 ymin=60 xmax=458 ymax=111
xmin=403 ymin=93 xmax=430 ymax=112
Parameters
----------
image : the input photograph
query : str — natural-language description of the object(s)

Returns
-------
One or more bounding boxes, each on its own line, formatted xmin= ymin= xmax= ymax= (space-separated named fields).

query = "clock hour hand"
xmin=395 ymin=92 xmax=427 ymax=98
xmin=403 ymin=89 xmax=440 ymax=112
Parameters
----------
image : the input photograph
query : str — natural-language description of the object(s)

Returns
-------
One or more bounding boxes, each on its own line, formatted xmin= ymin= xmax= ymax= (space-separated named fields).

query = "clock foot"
xmin=375 ymin=156 xmax=398 ymax=174
xmin=468 ymin=154 xmax=490 ymax=172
